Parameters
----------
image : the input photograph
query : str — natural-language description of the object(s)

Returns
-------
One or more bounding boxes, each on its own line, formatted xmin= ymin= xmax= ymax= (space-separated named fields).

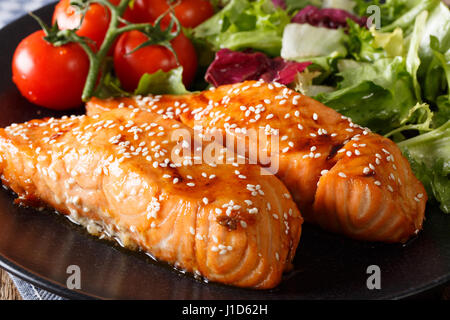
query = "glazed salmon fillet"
xmin=87 ymin=80 xmax=427 ymax=243
xmin=0 ymin=107 xmax=302 ymax=289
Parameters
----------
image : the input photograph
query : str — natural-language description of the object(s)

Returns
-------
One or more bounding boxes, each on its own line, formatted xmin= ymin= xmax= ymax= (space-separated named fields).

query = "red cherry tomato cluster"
xmin=12 ymin=30 xmax=90 ymax=110
xmin=114 ymin=30 xmax=197 ymax=91
xmin=12 ymin=0 xmax=213 ymax=110
xmin=126 ymin=0 xmax=215 ymax=28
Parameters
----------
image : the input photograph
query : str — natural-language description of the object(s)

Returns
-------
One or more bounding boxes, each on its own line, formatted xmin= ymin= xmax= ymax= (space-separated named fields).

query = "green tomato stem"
xmin=74 ymin=0 xmax=180 ymax=102
xmin=35 ymin=0 xmax=181 ymax=102
xmin=81 ymin=0 xmax=131 ymax=101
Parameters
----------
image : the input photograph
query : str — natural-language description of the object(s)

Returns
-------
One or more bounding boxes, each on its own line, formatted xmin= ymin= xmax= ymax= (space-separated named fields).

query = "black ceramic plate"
xmin=0 ymin=4 xmax=449 ymax=300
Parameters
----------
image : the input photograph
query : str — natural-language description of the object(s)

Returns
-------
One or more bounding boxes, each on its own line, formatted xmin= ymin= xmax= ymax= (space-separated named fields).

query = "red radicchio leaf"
xmin=292 ymin=5 xmax=367 ymax=29
xmin=205 ymin=49 xmax=311 ymax=87
xmin=271 ymin=0 xmax=286 ymax=9
xmin=261 ymin=57 xmax=312 ymax=85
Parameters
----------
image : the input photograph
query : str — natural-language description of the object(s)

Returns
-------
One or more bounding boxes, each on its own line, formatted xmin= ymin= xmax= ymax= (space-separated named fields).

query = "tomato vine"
xmin=32 ymin=0 xmax=181 ymax=102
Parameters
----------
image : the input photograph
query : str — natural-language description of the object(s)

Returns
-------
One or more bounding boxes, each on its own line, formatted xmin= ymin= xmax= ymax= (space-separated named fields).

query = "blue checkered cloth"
xmin=0 ymin=0 xmax=55 ymax=29
xmin=0 ymin=0 xmax=65 ymax=300
xmin=8 ymin=275 xmax=65 ymax=300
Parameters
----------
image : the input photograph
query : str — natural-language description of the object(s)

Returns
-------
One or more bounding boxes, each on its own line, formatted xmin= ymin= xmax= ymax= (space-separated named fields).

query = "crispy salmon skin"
xmin=87 ymin=80 xmax=427 ymax=243
xmin=0 ymin=108 xmax=302 ymax=289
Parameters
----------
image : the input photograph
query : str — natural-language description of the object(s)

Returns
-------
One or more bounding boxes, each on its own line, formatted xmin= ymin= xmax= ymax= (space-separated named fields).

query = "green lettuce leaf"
xmin=372 ymin=27 xmax=404 ymax=58
xmin=281 ymin=23 xmax=348 ymax=60
xmin=315 ymin=57 xmax=417 ymax=134
xmin=429 ymin=36 xmax=450 ymax=98
xmin=423 ymin=51 xmax=447 ymax=103
xmin=280 ymin=22 xmax=349 ymax=76
xmin=283 ymin=0 xmax=322 ymax=12
xmin=94 ymin=72 xmax=129 ymax=99
xmin=384 ymin=102 xmax=433 ymax=140
xmin=434 ymin=95 xmax=450 ymax=128
xmin=406 ymin=11 xmax=428 ymax=102
xmin=417 ymin=3 xmax=450 ymax=103
xmin=398 ymin=121 xmax=450 ymax=213
xmin=292 ymin=68 xmax=335 ymax=96
xmin=93 ymin=58 xmax=129 ymax=99
xmin=353 ymin=0 xmax=415 ymax=27
xmin=346 ymin=20 xmax=405 ymax=63
xmin=346 ymin=20 xmax=379 ymax=62
xmin=134 ymin=67 xmax=190 ymax=96
xmin=322 ymin=0 xmax=356 ymax=12
xmin=193 ymin=0 xmax=290 ymax=56
xmin=380 ymin=0 xmax=440 ymax=32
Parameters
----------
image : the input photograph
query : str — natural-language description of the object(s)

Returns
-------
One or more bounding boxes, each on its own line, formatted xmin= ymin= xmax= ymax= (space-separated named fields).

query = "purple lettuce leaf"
xmin=292 ymin=5 xmax=367 ymax=29
xmin=271 ymin=0 xmax=286 ymax=9
xmin=205 ymin=49 xmax=311 ymax=87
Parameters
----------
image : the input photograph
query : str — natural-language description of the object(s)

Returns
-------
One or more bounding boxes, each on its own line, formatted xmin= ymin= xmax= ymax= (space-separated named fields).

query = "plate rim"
xmin=0 ymin=2 xmax=449 ymax=301
xmin=0 ymin=254 xmax=95 ymax=300
xmin=1 ymin=250 xmax=448 ymax=300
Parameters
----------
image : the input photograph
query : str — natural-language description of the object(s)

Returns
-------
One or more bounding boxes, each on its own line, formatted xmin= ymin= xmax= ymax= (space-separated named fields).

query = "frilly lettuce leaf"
xmin=406 ymin=11 xmax=428 ymax=101
xmin=346 ymin=20 xmax=404 ymax=63
xmin=353 ymin=0 xmax=411 ymax=27
xmin=193 ymin=0 xmax=290 ymax=56
xmin=315 ymin=57 xmax=417 ymax=134
xmin=429 ymin=36 xmax=450 ymax=99
xmin=414 ymin=3 xmax=450 ymax=106
xmin=384 ymin=102 xmax=433 ymax=140
xmin=380 ymin=0 xmax=440 ymax=32
xmin=372 ymin=27 xmax=404 ymax=58
xmin=435 ymin=96 xmax=450 ymax=129
xmin=399 ymin=121 xmax=450 ymax=213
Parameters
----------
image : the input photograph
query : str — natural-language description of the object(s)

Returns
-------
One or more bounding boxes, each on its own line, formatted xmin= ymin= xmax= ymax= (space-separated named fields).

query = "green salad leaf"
xmin=406 ymin=11 xmax=428 ymax=101
xmin=322 ymin=0 xmax=357 ymax=12
xmin=423 ymin=48 xmax=448 ymax=103
xmin=371 ymin=27 xmax=404 ymax=58
xmin=283 ymin=0 xmax=322 ymax=12
xmin=429 ymin=36 xmax=450 ymax=98
xmin=417 ymin=3 xmax=450 ymax=104
xmin=280 ymin=23 xmax=348 ymax=73
xmin=399 ymin=121 xmax=450 ymax=213
xmin=435 ymin=95 xmax=450 ymax=128
xmin=93 ymin=58 xmax=129 ymax=99
xmin=193 ymin=0 xmax=290 ymax=56
xmin=315 ymin=57 xmax=417 ymax=134
xmin=292 ymin=69 xmax=335 ymax=96
xmin=347 ymin=20 xmax=391 ymax=62
xmin=384 ymin=102 xmax=433 ymax=140
xmin=380 ymin=0 xmax=440 ymax=32
xmin=134 ymin=67 xmax=190 ymax=96
xmin=281 ymin=23 xmax=348 ymax=60
xmin=353 ymin=0 xmax=413 ymax=27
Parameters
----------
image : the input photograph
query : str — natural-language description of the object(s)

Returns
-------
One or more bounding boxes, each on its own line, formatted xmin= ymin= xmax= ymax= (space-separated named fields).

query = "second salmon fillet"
xmin=87 ymin=80 xmax=427 ymax=243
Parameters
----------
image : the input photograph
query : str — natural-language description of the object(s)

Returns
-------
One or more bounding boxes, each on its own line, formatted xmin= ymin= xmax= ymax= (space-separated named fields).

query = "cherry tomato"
xmin=113 ymin=30 xmax=198 ymax=91
xmin=12 ymin=30 xmax=90 ymax=110
xmin=53 ymin=0 xmax=113 ymax=50
xmin=126 ymin=0 xmax=214 ymax=28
